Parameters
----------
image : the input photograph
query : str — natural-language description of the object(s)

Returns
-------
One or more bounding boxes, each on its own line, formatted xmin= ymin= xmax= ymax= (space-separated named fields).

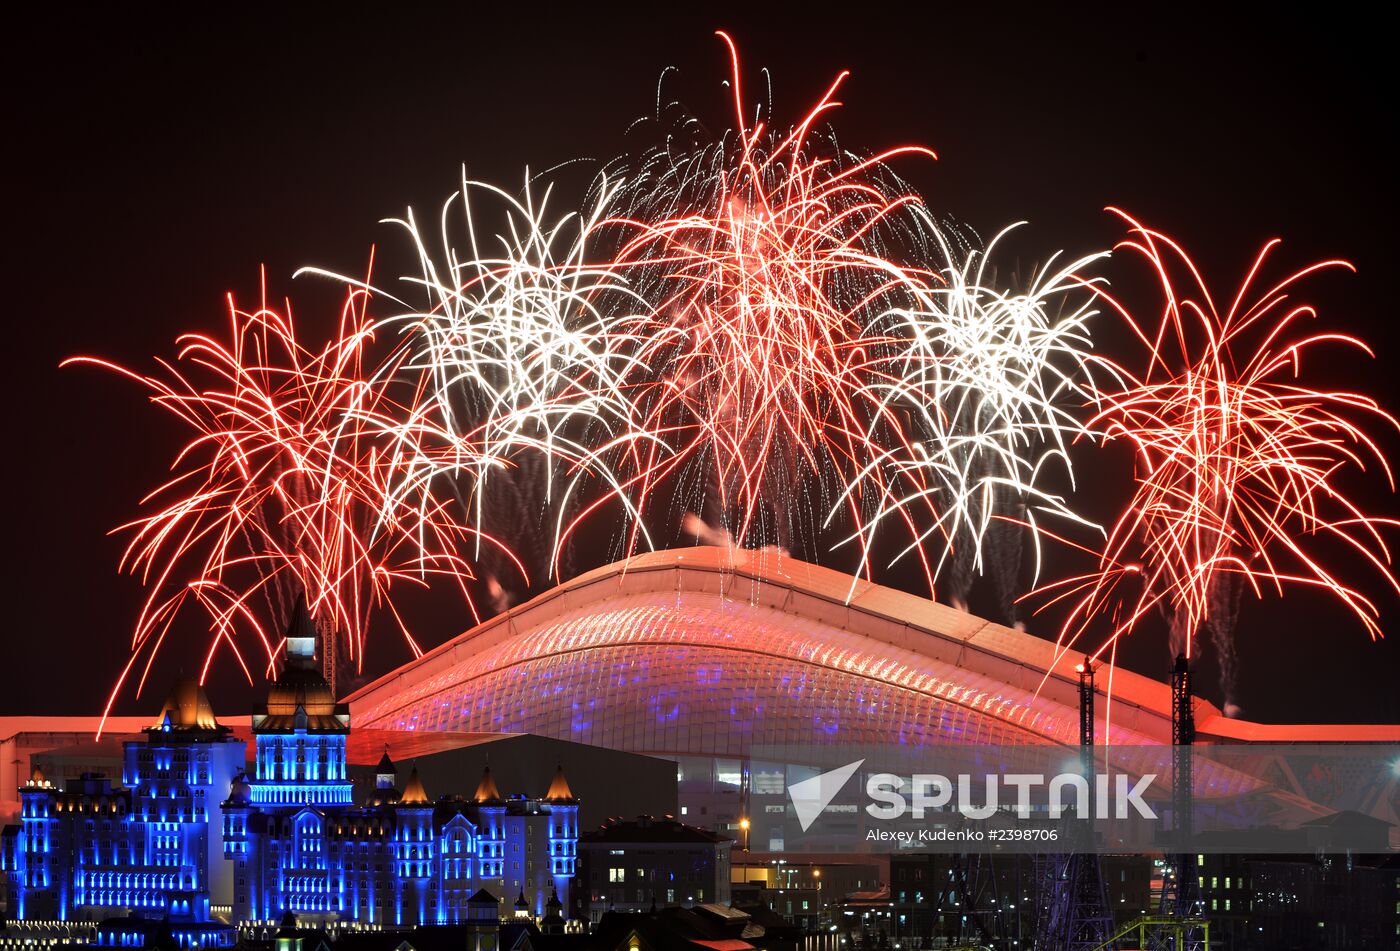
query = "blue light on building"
xmin=1 ymin=678 xmax=246 ymax=944
xmin=224 ymin=599 xmax=578 ymax=928
xmin=3 ymin=599 xmax=579 ymax=934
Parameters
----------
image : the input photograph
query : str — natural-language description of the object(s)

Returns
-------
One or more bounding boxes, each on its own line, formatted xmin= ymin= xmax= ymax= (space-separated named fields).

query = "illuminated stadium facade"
xmin=348 ymin=548 xmax=1398 ymax=842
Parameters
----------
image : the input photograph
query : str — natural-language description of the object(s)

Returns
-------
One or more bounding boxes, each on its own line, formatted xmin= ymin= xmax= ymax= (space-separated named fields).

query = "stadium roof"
xmin=348 ymin=547 xmax=1399 ymax=750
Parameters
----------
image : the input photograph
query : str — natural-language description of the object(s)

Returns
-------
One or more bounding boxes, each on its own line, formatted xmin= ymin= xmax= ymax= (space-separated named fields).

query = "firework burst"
xmin=66 ymin=276 xmax=504 ymax=725
xmin=301 ymin=172 xmax=659 ymax=601
xmin=587 ymin=31 xmax=940 ymax=563
xmin=1037 ymin=209 xmax=1400 ymax=707
xmin=835 ymin=222 xmax=1111 ymax=616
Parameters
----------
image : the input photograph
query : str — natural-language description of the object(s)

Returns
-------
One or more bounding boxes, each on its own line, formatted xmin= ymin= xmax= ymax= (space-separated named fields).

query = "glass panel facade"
xmin=354 ymin=591 xmax=1158 ymax=755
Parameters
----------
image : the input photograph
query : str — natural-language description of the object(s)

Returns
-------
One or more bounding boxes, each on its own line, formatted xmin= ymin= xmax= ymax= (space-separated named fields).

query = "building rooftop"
xmin=348 ymin=547 xmax=1400 ymax=749
xmin=254 ymin=598 xmax=349 ymax=733
xmin=149 ymin=677 xmax=225 ymax=733
xmin=543 ymin=765 xmax=575 ymax=802
xmin=583 ymin=815 xmax=732 ymax=845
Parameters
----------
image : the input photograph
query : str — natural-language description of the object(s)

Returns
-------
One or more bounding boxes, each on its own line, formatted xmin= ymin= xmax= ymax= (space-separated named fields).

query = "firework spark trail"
xmin=65 ymin=276 xmax=507 ymax=728
xmin=301 ymin=172 xmax=662 ymax=596
xmin=830 ymin=222 xmax=1111 ymax=616
xmin=584 ymin=31 xmax=943 ymax=567
xmin=1035 ymin=209 xmax=1400 ymax=708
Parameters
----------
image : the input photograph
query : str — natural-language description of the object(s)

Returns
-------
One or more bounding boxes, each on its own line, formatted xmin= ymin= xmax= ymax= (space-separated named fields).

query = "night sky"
xmin=6 ymin=5 xmax=1397 ymax=724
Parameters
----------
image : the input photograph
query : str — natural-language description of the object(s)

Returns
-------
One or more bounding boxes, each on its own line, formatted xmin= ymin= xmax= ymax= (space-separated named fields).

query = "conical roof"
xmin=543 ymin=764 xmax=575 ymax=802
xmin=151 ymin=677 xmax=222 ymax=731
xmin=286 ymin=592 xmax=319 ymax=644
xmin=473 ymin=764 xmax=503 ymax=802
xmin=228 ymin=773 xmax=252 ymax=804
xmin=376 ymin=747 xmax=396 ymax=775
xmin=514 ymin=889 xmax=528 ymax=909
xmin=400 ymin=766 xmax=430 ymax=804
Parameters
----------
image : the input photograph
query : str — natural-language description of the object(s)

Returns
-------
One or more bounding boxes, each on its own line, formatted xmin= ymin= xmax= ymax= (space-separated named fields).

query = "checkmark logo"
xmin=787 ymin=759 xmax=864 ymax=832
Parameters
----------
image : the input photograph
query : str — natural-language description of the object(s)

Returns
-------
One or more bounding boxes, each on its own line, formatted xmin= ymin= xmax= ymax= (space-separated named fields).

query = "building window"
xmin=609 ymin=868 xmax=624 ymax=883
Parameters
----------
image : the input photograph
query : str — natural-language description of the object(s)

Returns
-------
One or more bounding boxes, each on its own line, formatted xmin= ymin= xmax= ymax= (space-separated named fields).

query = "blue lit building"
xmin=223 ymin=604 xmax=579 ymax=928
xmin=0 ymin=678 xmax=246 ymax=945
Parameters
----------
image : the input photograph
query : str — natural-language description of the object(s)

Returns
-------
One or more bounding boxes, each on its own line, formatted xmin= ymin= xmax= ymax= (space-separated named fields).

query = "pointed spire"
xmin=544 ymin=764 xmax=575 ymax=802
xmin=228 ymin=773 xmax=252 ymax=803
xmin=473 ymin=764 xmax=503 ymax=802
xmin=284 ymin=593 xmax=319 ymax=668
xmin=400 ymin=765 xmax=429 ymax=804
xmin=514 ymin=889 xmax=528 ymax=910
xmin=376 ymin=745 xmax=396 ymax=774
xmin=286 ymin=592 xmax=319 ymax=638
xmin=375 ymin=745 xmax=397 ymax=790
xmin=541 ymin=886 xmax=564 ymax=932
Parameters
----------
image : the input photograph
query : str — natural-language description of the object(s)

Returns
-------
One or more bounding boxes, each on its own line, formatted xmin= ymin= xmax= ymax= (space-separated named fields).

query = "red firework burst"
xmin=1038 ymin=210 xmax=1400 ymax=693
xmin=66 ymin=272 xmax=510 ymax=726
xmin=590 ymin=31 xmax=939 ymax=561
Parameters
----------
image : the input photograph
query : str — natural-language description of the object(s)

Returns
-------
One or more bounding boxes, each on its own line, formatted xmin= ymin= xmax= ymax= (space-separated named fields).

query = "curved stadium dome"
xmin=345 ymin=548 xmax=1400 ymax=847
xmin=347 ymin=547 xmax=1237 ymax=754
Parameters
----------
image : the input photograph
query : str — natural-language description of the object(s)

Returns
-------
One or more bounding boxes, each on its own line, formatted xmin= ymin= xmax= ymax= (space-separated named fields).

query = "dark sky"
xmin=5 ymin=4 xmax=1397 ymax=725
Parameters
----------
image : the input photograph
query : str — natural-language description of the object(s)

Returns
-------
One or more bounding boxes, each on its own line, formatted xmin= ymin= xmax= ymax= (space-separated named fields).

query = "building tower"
xmin=472 ymin=766 xmax=506 ymax=890
xmin=541 ymin=764 xmax=578 ymax=912
xmin=13 ymin=767 xmax=57 ymax=919
xmin=464 ymin=888 xmax=501 ymax=951
xmin=248 ymin=596 xmax=352 ymax=808
xmin=135 ymin=678 xmax=249 ymax=914
xmin=541 ymin=887 xmax=565 ymax=934
xmin=374 ymin=749 xmax=398 ymax=797
xmin=393 ymin=767 xmax=434 ymax=926
xmin=229 ymin=597 xmax=351 ymax=923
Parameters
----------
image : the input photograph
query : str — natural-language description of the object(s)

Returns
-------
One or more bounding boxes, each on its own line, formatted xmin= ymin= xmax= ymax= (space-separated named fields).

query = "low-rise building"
xmin=574 ymin=816 xmax=731 ymax=922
